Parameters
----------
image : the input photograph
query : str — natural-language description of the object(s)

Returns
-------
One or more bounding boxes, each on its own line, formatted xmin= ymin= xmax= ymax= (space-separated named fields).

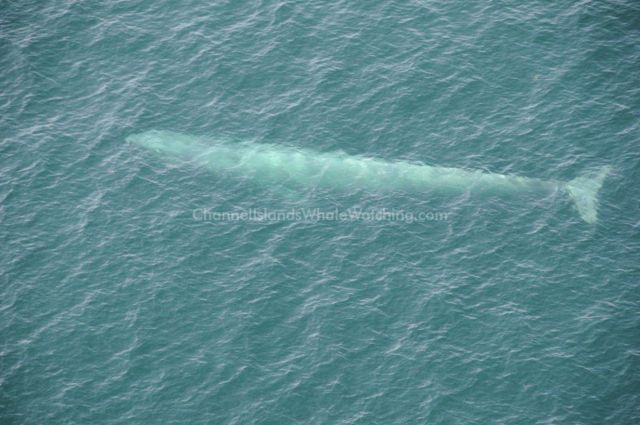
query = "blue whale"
xmin=128 ymin=130 xmax=610 ymax=223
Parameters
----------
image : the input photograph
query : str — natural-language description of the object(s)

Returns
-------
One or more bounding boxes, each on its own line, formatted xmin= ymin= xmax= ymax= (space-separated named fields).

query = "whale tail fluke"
xmin=566 ymin=166 xmax=611 ymax=224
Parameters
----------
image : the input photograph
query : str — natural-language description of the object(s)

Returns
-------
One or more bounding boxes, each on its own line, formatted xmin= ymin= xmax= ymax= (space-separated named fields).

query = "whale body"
xmin=128 ymin=130 xmax=610 ymax=223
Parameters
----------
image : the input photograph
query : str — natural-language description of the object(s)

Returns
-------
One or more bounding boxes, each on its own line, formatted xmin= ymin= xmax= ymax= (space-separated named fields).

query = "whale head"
xmin=127 ymin=130 xmax=204 ymax=159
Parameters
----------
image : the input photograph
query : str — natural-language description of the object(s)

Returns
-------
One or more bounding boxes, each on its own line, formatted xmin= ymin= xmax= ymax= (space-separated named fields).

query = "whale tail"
xmin=566 ymin=166 xmax=611 ymax=224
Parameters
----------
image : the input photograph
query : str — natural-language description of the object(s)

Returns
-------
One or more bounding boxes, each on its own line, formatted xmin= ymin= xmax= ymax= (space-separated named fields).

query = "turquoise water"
xmin=1 ymin=1 xmax=639 ymax=423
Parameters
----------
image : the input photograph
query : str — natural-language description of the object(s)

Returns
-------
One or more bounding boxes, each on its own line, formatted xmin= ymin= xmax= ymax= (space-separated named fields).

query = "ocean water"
xmin=1 ymin=0 xmax=639 ymax=423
